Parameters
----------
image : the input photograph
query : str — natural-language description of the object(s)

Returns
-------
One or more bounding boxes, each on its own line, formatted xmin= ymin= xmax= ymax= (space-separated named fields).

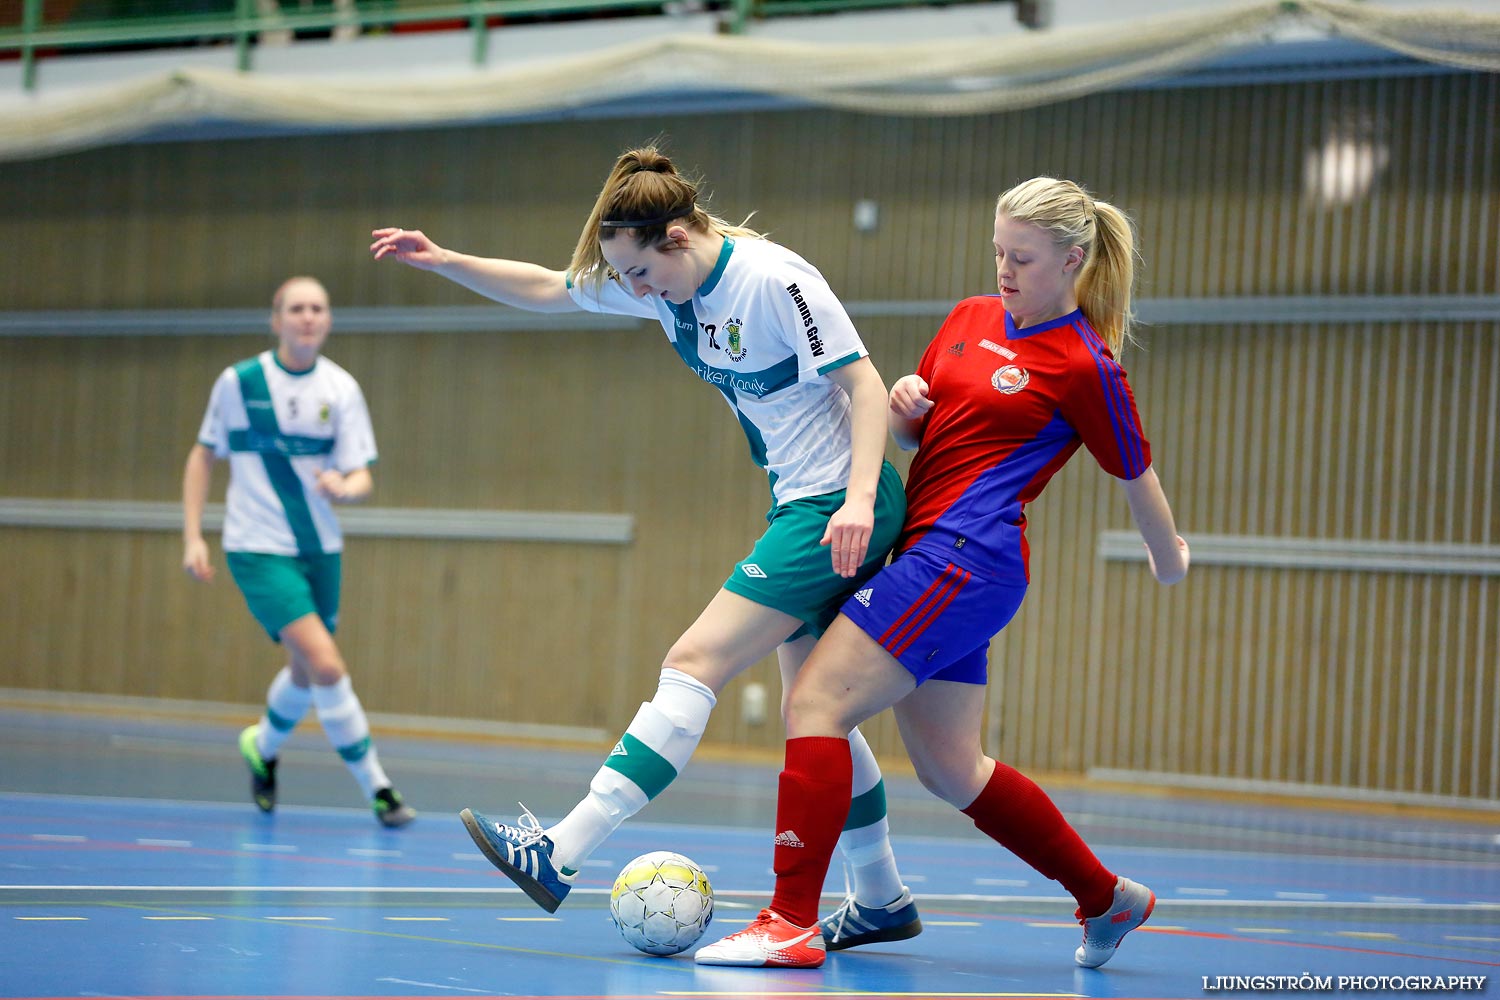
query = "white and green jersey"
xmin=569 ymin=237 xmax=866 ymax=506
xmin=196 ymin=350 xmax=377 ymax=557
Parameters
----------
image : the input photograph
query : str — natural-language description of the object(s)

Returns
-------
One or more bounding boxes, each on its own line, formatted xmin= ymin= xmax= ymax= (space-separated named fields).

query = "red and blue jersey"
xmin=898 ymin=296 xmax=1151 ymax=583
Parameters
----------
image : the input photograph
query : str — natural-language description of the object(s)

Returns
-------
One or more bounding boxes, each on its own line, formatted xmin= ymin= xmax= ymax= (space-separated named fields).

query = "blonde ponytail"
xmin=568 ymin=145 xmax=761 ymax=291
xmin=996 ymin=177 xmax=1138 ymax=355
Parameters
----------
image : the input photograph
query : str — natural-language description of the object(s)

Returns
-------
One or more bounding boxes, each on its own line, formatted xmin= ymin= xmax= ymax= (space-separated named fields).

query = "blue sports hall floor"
xmin=1 ymin=697 xmax=1497 ymax=1000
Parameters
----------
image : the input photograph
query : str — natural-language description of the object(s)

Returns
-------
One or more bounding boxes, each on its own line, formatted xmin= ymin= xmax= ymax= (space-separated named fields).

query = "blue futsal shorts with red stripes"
xmin=839 ymin=543 xmax=1027 ymax=686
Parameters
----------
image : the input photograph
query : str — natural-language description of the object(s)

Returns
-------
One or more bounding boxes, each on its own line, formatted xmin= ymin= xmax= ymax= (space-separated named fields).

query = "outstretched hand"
xmin=370 ymin=227 xmax=446 ymax=270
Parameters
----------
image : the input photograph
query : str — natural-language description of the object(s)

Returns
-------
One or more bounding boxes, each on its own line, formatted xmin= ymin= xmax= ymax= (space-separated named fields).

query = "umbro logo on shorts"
xmin=742 ymin=564 xmax=768 ymax=578
xmin=853 ymin=588 xmax=873 ymax=607
xmin=609 ymin=741 xmax=627 ymax=757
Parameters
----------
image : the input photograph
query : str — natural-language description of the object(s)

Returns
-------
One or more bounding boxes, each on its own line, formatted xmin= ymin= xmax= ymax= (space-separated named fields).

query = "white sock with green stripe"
xmin=547 ymin=667 xmax=716 ymax=873
xmin=311 ymin=675 xmax=390 ymax=800
xmin=839 ymin=726 xmax=906 ymax=908
xmin=255 ymin=665 xmax=311 ymax=761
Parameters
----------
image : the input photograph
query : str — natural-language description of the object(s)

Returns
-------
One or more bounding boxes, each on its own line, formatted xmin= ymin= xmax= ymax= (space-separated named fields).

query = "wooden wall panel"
xmin=2 ymin=70 xmax=1497 ymax=799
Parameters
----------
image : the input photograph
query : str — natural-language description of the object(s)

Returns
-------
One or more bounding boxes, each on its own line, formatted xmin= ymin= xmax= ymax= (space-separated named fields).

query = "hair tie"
xmin=600 ymin=204 xmax=695 ymax=229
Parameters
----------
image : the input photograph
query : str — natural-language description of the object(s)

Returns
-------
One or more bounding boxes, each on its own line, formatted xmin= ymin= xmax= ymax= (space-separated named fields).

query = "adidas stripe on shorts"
xmin=839 ymin=543 xmax=1027 ymax=686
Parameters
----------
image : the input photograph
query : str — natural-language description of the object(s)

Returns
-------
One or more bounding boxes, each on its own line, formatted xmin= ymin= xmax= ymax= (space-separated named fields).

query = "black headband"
xmin=598 ymin=205 xmax=695 ymax=229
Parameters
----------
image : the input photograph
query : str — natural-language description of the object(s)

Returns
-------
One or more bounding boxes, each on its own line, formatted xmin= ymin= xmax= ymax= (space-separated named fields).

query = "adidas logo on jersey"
xmin=742 ymin=564 xmax=768 ymax=579
xmin=853 ymin=588 xmax=873 ymax=607
xmin=774 ymin=829 xmax=805 ymax=848
xmin=947 ymin=341 xmax=965 ymax=356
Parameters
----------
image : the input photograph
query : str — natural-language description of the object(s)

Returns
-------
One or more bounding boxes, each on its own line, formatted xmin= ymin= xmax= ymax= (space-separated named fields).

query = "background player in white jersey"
xmin=370 ymin=145 xmax=922 ymax=949
xmin=182 ymin=276 xmax=415 ymax=829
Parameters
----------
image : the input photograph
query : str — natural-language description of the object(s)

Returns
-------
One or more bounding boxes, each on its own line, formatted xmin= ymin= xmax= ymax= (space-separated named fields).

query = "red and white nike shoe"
xmin=694 ymin=908 xmax=827 ymax=968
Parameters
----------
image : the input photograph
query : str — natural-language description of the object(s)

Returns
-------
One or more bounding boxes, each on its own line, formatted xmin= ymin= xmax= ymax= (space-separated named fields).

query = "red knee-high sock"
xmin=768 ymin=736 xmax=852 ymax=928
xmin=961 ymin=760 xmax=1116 ymax=917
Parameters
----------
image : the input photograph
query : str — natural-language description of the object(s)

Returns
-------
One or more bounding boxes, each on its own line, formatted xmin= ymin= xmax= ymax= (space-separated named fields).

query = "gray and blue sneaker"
xmin=459 ymin=805 xmax=576 ymax=913
xmin=372 ymin=787 xmax=417 ymax=828
xmin=818 ymin=886 xmax=923 ymax=951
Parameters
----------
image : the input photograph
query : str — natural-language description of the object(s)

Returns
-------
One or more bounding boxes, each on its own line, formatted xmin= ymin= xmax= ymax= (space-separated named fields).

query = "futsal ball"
xmin=609 ymin=850 xmax=714 ymax=956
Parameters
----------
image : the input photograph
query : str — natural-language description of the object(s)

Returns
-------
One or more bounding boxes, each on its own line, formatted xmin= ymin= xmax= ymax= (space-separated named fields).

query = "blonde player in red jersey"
xmin=697 ymin=177 xmax=1189 ymax=969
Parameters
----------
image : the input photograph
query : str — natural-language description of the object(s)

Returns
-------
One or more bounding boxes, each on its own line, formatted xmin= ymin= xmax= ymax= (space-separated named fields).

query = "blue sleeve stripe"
xmin=1076 ymin=320 xmax=1147 ymax=478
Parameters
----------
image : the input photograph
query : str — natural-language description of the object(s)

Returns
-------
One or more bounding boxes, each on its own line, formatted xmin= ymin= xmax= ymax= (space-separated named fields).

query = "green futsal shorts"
xmin=724 ymin=460 xmax=906 ymax=639
xmin=226 ymin=550 xmax=342 ymax=641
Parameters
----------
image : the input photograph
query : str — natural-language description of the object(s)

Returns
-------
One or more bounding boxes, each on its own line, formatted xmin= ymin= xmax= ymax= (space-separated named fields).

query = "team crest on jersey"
xmin=724 ymin=319 xmax=748 ymax=363
xmin=992 ymin=365 xmax=1030 ymax=394
xmin=319 ymin=402 xmax=331 ymax=423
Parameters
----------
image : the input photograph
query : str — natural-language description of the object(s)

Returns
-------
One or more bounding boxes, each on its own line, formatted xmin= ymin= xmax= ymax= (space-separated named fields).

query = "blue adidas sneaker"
xmin=459 ymin=805 xmax=575 ymax=913
xmin=818 ymin=886 xmax=923 ymax=951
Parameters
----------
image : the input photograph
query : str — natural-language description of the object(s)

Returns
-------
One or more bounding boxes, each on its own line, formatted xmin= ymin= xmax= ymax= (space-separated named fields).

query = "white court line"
xmin=385 ymin=916 xmax=448 ymax=922
xmin=14 ymin=916 xmax=87 ymax=921
xmin=137 ymin=839 xmax=192 ymax=847
xmin=1176 ymin=887 xmax=1230 ymax=896
xmin=348 ymin=849 xmax=401 ymax=858
xmin=31 ymin=834 xmax=85 ymax=842
xmin=2 ymin=886 xmax=1495 ymax=914
xmin=241 ymin=843 xmax=298 ymax=853
xmin=1274 ymin=891 xmax=1328 ymax=900
xmin=498 ymin=917 xmax=561 ymax=922
xmin=145 ymin=915 xmax=213 ymax=920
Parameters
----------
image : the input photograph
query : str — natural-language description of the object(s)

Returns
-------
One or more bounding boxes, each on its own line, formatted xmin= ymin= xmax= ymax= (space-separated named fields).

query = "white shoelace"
xmin=826 ymin=865 xmax=857 ymax=940
xmin=494 ymin=802 xmax=548 ymax=848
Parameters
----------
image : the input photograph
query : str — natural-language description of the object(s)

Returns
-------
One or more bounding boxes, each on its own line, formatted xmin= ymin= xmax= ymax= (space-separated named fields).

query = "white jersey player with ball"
xmin=372 ymin=144 xmax=923 ymax=954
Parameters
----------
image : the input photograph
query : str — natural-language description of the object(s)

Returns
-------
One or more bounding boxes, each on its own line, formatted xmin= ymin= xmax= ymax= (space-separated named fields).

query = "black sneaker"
xmin=238 ymin=725 xmax=276 ymax=813
xmin=373 ymin=787 xmax=416 ymax=828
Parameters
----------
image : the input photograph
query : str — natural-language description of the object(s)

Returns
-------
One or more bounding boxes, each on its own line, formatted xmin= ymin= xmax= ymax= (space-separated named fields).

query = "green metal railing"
xmin=1 ymin=0 xmax=996 ymax=92
xmin=1 ymin=0 xmax=749 ymax=89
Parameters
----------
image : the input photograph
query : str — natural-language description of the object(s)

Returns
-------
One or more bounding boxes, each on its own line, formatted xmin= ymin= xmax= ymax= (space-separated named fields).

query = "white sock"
xmin=547 ymin=667 xmax=716 ymax=872
xmin=311 ymin=675 xmax=390 ymax=800
xmin=839 ymin=726 xmax=906 ymax=907
xmin=255 ymin=665 xmax=311 ymax=760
